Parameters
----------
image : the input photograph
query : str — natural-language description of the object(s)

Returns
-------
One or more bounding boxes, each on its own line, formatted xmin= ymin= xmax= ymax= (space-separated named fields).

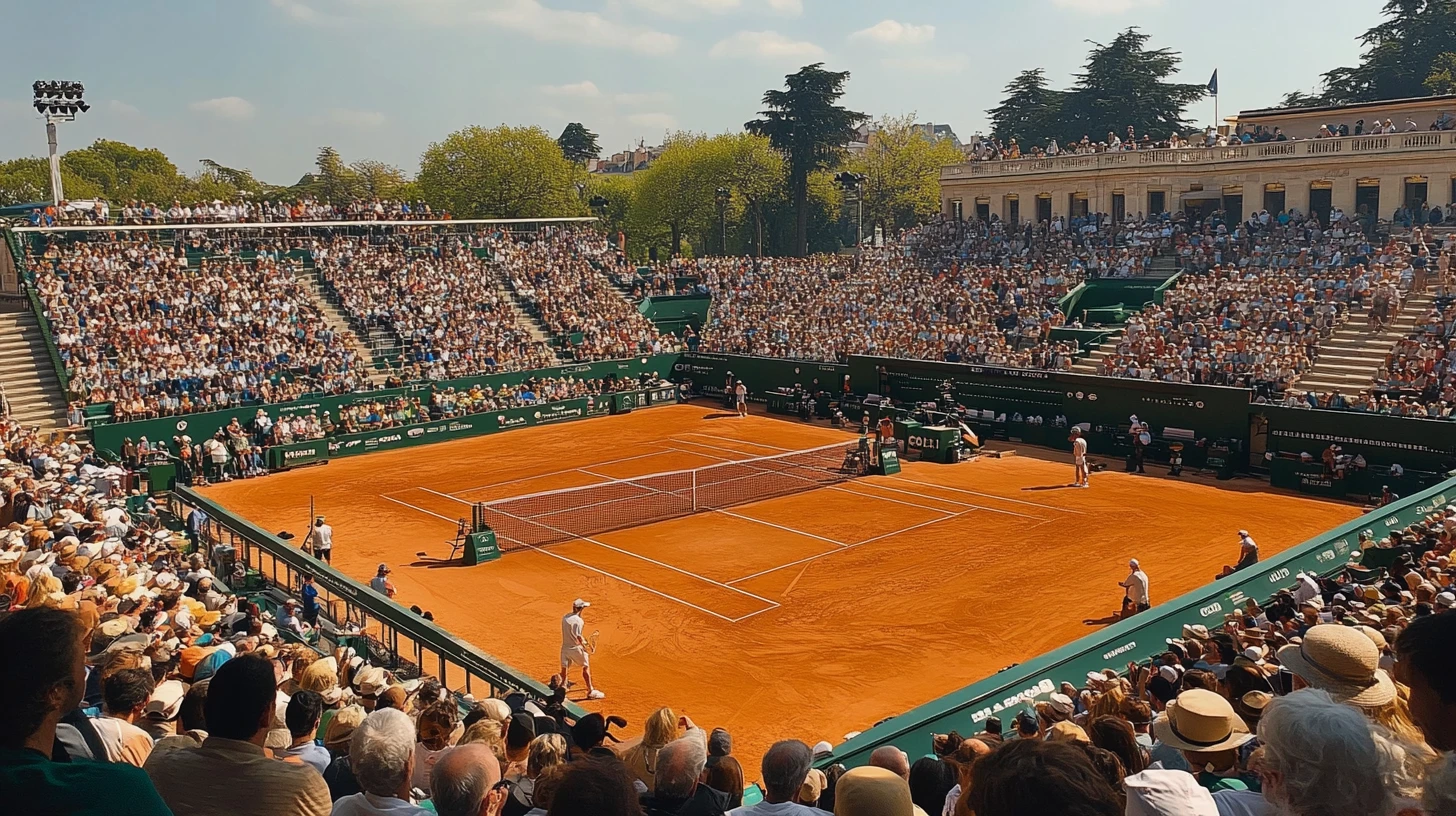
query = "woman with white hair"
xmin=333 ymin=707 xmax=430 ymax=815
xmin=1255 ymin=689 xmax=1396 ymax=816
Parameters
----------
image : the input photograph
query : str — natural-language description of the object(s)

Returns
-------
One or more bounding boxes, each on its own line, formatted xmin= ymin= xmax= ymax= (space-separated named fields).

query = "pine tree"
xmin=986 ymin=69 xmax=1064 ymax=149
xmin=1059 ymin=29 xmax=1205 ymax=144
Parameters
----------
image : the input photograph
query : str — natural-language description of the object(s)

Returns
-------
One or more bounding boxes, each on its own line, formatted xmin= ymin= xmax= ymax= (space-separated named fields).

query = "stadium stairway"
xmin=292 ymin=268 xmax=395 ymax=387
xmin=489 ymin=267 xmax=566 ymax=357
xmin=1294 ymin=292 xmax=1432 ymax=395
xmin=0 ymin=305 xmax=71 ymax=431
xmin=1070 ymin=328 xmax=1126 ymax=374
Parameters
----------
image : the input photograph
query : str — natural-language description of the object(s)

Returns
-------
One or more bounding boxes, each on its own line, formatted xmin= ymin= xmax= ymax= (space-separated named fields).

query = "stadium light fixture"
xmin=32 ymin=80 xmax=90 ymax=205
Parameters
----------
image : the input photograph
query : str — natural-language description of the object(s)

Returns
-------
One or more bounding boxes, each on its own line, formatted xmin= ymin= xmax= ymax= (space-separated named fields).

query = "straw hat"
xmin=833 ymin=766 xmax=921 ymax=816
xmin=1151 ymin=689 xmax=1253 ymax=753
xmin=1275 ymin=624 xmax=1396 ymax=707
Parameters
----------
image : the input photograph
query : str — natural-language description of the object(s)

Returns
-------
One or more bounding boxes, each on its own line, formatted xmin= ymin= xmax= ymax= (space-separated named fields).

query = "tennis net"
xmin=482 ymin=441 xmax=865 ymax=550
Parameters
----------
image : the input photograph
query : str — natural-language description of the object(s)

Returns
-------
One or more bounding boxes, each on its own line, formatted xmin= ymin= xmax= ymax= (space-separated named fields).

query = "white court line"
xmin=381 ymin=495 xmax=462 ymax=524
xmin=680 ymin=432 xmax=791 ymax=451
xmin=727 ymin=509 xmax=976 ymax=584
xmin=715 ymin=509 xmax=848 ymax=548
xmin=825 ymin=484 xmax=954 ymax=515
xmin=420 ymin=487 xmax=472 ymax=506
xmin=893 ymin=477 xmax=1085 ymax=514
xmin=841 ymin=481 xmax=1044 ymax=521
xmin=448 ymin=447 xmax=681 ymax=496
xmin=730 ymin=604 xmax=781 ymax=623
xmin=517 ymin=543 xmax=748 ymax=623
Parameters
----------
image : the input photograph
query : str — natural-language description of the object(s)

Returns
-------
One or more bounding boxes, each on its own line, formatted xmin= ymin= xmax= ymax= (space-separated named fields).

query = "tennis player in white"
xmin=1070 ymin=427 xmax=1089 ymax=488
xmin=561 ymin=599 xmax=604 ymax=700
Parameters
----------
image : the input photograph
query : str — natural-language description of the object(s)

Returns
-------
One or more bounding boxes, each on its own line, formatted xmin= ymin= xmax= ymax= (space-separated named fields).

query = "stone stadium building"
xmin=940 ymin=96 xmax=1456 ymax=225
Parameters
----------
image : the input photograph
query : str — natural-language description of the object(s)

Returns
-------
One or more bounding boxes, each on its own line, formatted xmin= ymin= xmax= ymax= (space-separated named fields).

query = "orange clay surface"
xmin=206 ymin=402 xmax=1360 ymax=775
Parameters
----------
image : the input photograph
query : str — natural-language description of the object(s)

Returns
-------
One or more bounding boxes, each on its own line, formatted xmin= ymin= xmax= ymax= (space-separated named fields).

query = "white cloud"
xmin=325 ymin=108 xmax=386 ymax=128
xmin=849 ymin=20 xmax=935 ymax=46
xmin=107 ymin=100 xmax=141 ymax=117
xmin=1051 ymin=0 xmax=1163 ymax=13
xmin=271 ymin=0 xmax=326 ymax=23
xmin=763 ymin=0 xmax=802 ymax=15
xmin=541 ymin=81 xmax=604 ymax=98
xmin=190 ymin=96 xmax=256 ymax=121
xmin=627 ymin=112 xmax=679 ymax=131
xmin=477 ymin=0 xmax=679 ymax=55
xmin=709 ymin=30 xmax=824 ymax=60
xmin=614 ymin=91 xmax=673 ymax=107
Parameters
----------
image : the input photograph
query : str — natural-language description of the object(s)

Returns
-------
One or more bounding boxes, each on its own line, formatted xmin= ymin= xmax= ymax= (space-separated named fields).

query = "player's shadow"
xmin=411 ymin=551 xmax=470 ymax=569
xmin=1023 ymin=484 xmax=1079 ymax=491
xmin=701 ymin=411 xmax=740 ymax=420
xmin=1083 ymin=613 xmax=1124 ymax=627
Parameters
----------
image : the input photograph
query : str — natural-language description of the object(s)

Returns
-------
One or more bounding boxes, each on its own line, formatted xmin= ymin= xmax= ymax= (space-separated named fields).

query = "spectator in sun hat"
xmin=570 ymin=712 xmax=626 ymax=761
xmin=1151 ymin=688 xmax=1253 ymax=793
xmin=1276 ymin=624 xmax=1395 ymax=710
xmin=1123 ymin=769 xmax=1218 ymax=816
xmin=833 ymin=765 xmax=926 ymax=816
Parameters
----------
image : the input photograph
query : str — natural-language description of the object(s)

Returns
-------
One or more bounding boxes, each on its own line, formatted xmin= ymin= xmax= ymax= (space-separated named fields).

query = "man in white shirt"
xmin=1120 ymin=558 xmax=1150 ymax=615
xmin=311 ymin=515 xmax=333 ymax=563
xmin=728 ymin=740 xmax=828 ymax=815
xmin=735 ymin=380 xmax=748 ymax=418
xmin=559 ymin=599 xmax=604 ymax=700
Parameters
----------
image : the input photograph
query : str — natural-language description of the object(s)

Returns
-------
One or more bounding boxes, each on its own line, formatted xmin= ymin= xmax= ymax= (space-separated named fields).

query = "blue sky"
xmin=0 ymin=0 xmax=1381 ymax=185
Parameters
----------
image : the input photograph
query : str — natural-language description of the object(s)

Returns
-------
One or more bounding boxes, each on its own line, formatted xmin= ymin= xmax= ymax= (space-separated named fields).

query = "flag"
xmin=1207 ymin=70 xmax=1219 ymax=96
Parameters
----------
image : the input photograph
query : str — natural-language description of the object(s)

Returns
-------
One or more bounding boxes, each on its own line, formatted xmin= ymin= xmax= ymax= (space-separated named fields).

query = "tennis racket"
xmin=585 ymin=630 xmax=601 ymax=655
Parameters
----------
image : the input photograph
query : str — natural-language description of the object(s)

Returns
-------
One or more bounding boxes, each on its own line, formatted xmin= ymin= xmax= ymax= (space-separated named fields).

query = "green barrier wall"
xmin=847 ymin=356 xmax=1252 ymax=449
xmin=823 ymin=476 xmax=1456 ymax=768
xmin=1260 ymin=405 xmax=1456 ymax=471
xmin=673 ymin=353 xmax=850 ymax=401
xmin=264 ymin=386 xmax=681 ymax=470
xmin=172 ymin=485 xmax=582 ymax=717
xmin=91 ymin=355 xmax=678 ymax=456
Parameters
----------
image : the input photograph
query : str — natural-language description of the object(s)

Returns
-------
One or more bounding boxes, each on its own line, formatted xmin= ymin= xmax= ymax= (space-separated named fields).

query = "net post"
xmin=692 ymin=470 xmax=697 ymax=513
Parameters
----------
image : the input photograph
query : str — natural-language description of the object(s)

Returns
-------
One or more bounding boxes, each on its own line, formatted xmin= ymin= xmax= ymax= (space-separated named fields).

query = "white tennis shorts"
xmin=561 ymin=646 xmax=589 ymax=667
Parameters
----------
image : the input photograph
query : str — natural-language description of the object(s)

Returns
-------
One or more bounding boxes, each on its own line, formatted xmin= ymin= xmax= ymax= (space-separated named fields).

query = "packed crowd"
xmin=1089 ymin=209 xmax=1416 ymax=390
xmin=316 ymin=235 xmax=559 ymax=380
xmin=30 ymin=237 xmax=374 ymax=419
xmin=692 ymin=218 xmax=1087 ymax=367
xmin=25 ymin=198 xmax=448 ymax=228
xmin=969 ymin=112 xmax=1455 ymax=163
xmin=496 ymin=230 xmax=679 ymax=361
xmin=5 ymin=409 xmax=1456 ymax=816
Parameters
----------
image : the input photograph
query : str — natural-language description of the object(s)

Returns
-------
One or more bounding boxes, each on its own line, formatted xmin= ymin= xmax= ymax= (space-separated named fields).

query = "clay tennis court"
xmin=206 ymin=402 xmax=1360 ymax=772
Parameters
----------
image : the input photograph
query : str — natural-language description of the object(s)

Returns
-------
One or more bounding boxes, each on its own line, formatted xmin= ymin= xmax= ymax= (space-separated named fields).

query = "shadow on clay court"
xmin=701 ymin=411 xmax=741 ymax=420
xmin=411 ymin=551 xmax=470 ymax=569
xmin=1082 ymin=613 xmax=1124 ymax=627
xmin=1023 ymin=484 xmax=1080 ymax=492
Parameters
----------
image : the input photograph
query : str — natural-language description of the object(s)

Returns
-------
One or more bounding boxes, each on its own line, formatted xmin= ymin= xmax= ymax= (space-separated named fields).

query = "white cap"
xmin=573 ymin=598 xmax=590 ymax=609
xmin=812 ymin=740 xmax=833 ymax=756
xmin=1129 ymin=558 xmax=1140 ymax=568
xmin=1238 ymin=530 xmax=1250 ymax=537
xmin=1437 ymin=591 xmax=1455 ymax=608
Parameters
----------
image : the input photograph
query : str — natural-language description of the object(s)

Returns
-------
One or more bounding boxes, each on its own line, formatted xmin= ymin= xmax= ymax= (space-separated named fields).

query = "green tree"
xmin=312 ymin=146 xmax=362 ymax=203
xmin=1058 ymin=28 xmax=1205 ymax=144
xmin=845 ymin=114 xmax=966 ymax=233
xmin=627 ymin=133 xmax=734 ymax=257
xmin=349 ymin=159 xmax=411 ymax=199
xmin=746 ymin=63 xmax=864 ymax=257
xmin=0 ymin=157 xmax=103 ymax=206
xmin=1425 ymin=51 xmax=1456 ymax=94
xmin=59 ymin=139 xmax=190 ymax=203
xmin=417 ymin=125 xmax=585 ymax=219
xmin=198 ymin=159 xmax=278 ymax=199
xmin=557 ymin=123 xmax=602 ymax=164
xmin=587 ymin=173 xmax=638 ymax=239
xmin=987 ymin=69 xmax=1065 ymax=149
xmin=1285 ymin=0 xmax=1456 ymax=104
xmin=723 ymin=133 xmax=785 ymax=258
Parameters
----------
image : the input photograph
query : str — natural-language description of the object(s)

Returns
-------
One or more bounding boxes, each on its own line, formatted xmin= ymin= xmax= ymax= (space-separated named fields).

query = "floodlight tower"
xmin=32 ymin=80 xmax=90 ymax=205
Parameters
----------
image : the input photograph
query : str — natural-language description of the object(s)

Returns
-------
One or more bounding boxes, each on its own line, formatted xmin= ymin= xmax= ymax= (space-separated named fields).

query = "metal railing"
xmin=944 ymin=131 xmax=1456 ymax=180
xmin=168 ymin=485 xmax=584 ymax=717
